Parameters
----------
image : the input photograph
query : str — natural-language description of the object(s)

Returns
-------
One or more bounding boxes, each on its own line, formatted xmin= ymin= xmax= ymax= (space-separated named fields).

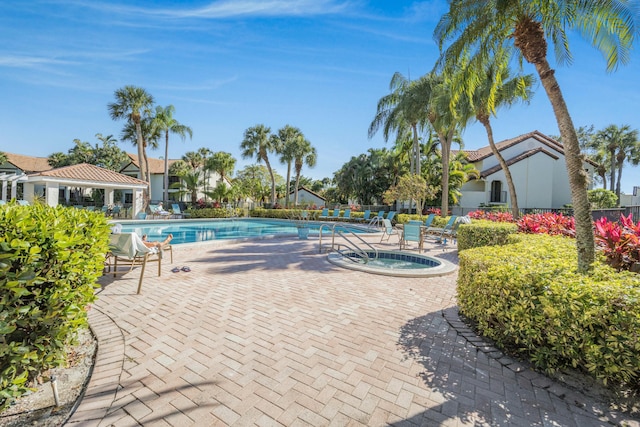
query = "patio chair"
xmin=171 ymin=203 xmax=190 ymax=219
xmin=380 ymin=218 xmax=399 ymax=242
xmin=423 ymin=213 xmax=436 ymax=228
xmin=386 ymin=211 xmax=396 ymax=222
xmin=399 ymin=222 xmax=423 ymax=252
xmin=149 ymin=203 xmax=170 ymax=219
xmin=318 ymin=208 xmax=329 ymax=219
xmin=105 ymin=232 xmax=163 ymax=294
xmin=111 ymin=205 xmax=121 ymax=218
xmin=340 ymin=208 xmax=352 ymax=221
xmin=369 ymin=210 xmax=386 ymax=227
xmin=425 ymin=215 xmax=459 ymax=242
xmin=355 ymin=209 xmax=371 ymax=222
xmin=329 ymin=209 xmax=341 ymax=220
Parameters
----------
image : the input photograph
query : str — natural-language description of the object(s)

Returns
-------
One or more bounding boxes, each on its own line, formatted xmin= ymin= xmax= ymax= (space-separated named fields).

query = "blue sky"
xmin=1 ymin=1 xmax=639 ymax=192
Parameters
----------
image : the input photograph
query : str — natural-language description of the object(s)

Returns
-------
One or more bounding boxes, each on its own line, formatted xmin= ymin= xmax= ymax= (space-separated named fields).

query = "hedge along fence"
xmin=456 ymin=219 xmax=519 ymax=251
xmin=0 ymin=203 xmax=110 ymax=409
xmin=458 ymin=233 xmax=640 ymax=390
xmin=186 ymin=207 xmax=243 ymax=218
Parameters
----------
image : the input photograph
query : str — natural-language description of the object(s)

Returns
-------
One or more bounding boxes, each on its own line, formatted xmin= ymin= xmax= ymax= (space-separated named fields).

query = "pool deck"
xmin=67 ymin=233 xmax=639 ymax=426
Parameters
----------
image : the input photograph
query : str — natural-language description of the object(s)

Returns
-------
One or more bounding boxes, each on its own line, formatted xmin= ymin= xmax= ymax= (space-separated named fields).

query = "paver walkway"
xmin=67 ymin=235 xmax=638 ymax=426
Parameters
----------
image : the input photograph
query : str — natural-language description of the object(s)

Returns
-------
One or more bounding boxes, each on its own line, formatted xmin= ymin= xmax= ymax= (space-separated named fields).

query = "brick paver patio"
xmin=67 ymin=235 xmax=639 ymax=426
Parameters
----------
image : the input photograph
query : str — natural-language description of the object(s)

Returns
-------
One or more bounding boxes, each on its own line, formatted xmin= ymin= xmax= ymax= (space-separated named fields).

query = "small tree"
xmin=588 ymin=188 xmax=618 ymax=209
xmin=383 ymin=174 xmax=437 ymax=216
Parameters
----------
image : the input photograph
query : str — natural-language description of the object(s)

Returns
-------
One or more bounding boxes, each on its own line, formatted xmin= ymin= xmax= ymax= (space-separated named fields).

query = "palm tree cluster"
xmin=108 ymin=86 xmax=192 ymax=206
xmin=575 ymin=124 xmax=640 ymax=203
xmin=240 ymin=124 xmax=317 ymax=207
xmin=367 ymin=0 xmax=636 ymax=273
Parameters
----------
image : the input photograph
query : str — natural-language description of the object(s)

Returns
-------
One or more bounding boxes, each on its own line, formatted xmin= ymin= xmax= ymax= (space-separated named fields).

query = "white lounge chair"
xmin=105 ymin=232 xmax=164 ymax=294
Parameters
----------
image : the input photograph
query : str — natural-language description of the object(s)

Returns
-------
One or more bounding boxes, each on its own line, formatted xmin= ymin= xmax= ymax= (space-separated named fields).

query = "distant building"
xmin=282 ymin=186 xmax=326 ymax=208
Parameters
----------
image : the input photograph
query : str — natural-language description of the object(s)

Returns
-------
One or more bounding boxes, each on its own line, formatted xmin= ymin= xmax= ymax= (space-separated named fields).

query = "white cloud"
xmin=0 ymin=56 xmax=72 ymax=68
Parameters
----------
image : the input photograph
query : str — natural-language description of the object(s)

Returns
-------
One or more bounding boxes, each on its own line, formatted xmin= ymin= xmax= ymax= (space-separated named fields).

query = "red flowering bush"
xmin=517 ymin=212 xmax=575 ymax=237
xmin=467 ymin=210 xmax=515 ymax=223
xmin=594 ymin=214 xmax=640 ymax=271
xmin=424 ymin=207 xmax=441 ymax=215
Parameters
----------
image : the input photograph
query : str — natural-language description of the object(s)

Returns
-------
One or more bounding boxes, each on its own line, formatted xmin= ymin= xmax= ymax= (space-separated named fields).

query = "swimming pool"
xmin=327 ymin=250 xmax=456 ymax=277
xmin=115 ymin=218 xmax=370 ymax=245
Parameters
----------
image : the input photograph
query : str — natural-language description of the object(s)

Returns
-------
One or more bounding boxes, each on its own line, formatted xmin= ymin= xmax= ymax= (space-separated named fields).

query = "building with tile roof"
xmin=456 ymin=131 xmax=596 ymax=211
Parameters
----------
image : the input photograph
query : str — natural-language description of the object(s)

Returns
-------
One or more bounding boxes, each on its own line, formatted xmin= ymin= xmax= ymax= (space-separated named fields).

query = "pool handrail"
xmin=318 ymin=222 xmax=378 ymax=262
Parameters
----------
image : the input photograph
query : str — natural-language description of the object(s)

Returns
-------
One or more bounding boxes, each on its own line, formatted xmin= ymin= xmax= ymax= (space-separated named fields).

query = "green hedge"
xmin=456 ymin=219 xmax=518 ymax=251
xmin=0 ymin=203 xmax=109 ymax=409
xmin=186 ymin=207 xmax=243 ymax=218
xmin=458 ymin=233 xmax=640 ymax=389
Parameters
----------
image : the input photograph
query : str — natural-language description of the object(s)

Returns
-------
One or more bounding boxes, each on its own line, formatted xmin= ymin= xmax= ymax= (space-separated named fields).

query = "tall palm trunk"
xmin=163 ymin=131 xmax=169 ymax=203
xmin=515 ymin=17 xmax=594 ymax=272
xmin=264 ymin=157 xmax=276 ymax=205
xmin=609 ymin=147 xmax=617 ymax=193
xmin=479 ymin=114 xmax=519 ymax=218
xmin=134 ymin=120 xmax=149 ymax=207
xmin=616 ymin=153 xmax=625 ymax=203
xmin=412 ymin=123 xmax=421 ymax=176
xmin=285 ymin=163 xmax=292 ymax=208
xmin=438 ymin=132 xmax=452 ymax=217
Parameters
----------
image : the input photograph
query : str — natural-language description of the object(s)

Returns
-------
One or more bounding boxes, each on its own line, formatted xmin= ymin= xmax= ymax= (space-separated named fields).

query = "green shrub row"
xmin=186 ymin=207 xmax=243 ymax=218
xmin=456 ymin=219 xmax=518 ymax=251
xmin=0 ymin=203 xmax=110 ymax=409
xmin=396 ymin=213 xmax=453 ymax=228
xmin=458 ymin=233 xmax=640 ymax=389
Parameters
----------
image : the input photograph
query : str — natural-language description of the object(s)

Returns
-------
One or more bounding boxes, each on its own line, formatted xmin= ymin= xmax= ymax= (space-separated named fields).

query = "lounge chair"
xmin=318 ymin=208 xmax=330 ymax=219
xmin=329 ymin=209 xmax=341 ymax=220
xmin=380 ymin=218 xmax=399 ymax=242
xmin=369 ymin=210 xmax=386 ymax=227
xmin=386 ymin=211 xmax=396 ymax=222
xmin=171 ymin=203 xmax=190 ymax=219
xmin=149 ymin=204 xmax=170 ymax=219
xmin=425 ymin=215 xmax=458 ymax=242
xmin=423 ymin=213 xmax=436 ymax=228
xmin=136 ymin=212 xmax=147 ymax=220
xmin=355 ymin=209 xmax=371 ymax=222
xmin=399 ymin=222 xmax=423 ymax=251
xmin=105 ymin=232 xmax=164 ymax=294
xmin=340 ymin=208 xmax=351 ymax=221
xmin=111 ymin=205 xmax=122 ymax=218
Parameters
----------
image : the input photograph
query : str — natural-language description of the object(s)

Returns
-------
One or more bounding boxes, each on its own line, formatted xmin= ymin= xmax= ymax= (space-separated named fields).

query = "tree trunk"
xmin=412 ymin=123 xmax=421 ymax=176
xmin=264 ymin=157 xmax=276 ymax=205
xmin=609 ymin=148 xmax=616 ymax=192
xmin=164 ymin=131 xmax=169 ymax=204
xmin=135 ymin=121 xmax=149 ymax=209
xmin=438 ymin=132 xmax=451 ymax=218
xmin=533 ymin=58 xmax=595 ymax=272
xmin=479 ymin=115 xmax=520 ymax=218
xmin=294 ymin=171 xmax=301 ymax=205
xmin=616 ymin=155 xmax=624 ymax=204
xmin=285 ymin=163 xmax=292 ymax=208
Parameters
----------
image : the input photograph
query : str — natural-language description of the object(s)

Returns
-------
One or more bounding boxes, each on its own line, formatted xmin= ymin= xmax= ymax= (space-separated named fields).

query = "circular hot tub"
xmin=327 ymin=250 xmax=456 ymax=277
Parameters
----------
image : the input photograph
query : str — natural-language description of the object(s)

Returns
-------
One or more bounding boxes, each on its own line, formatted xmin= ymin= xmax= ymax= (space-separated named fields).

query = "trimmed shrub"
xmin=458 ymin=233 xmax=640 ymax=390
xmin=456 ymin=220 xmax=518 ymax=251
xmin=186 ymin=207 xmax=242 ymax=218
xmin=0 ymin=203 xmax=109 ymax=409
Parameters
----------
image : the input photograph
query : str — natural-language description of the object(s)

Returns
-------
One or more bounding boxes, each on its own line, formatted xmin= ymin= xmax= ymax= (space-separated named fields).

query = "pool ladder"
xmin=318 ymin=223 xmax=378 ymax=264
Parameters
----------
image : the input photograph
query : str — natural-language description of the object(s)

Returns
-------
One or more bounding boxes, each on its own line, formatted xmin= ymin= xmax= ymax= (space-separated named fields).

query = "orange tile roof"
xmin=4 ymin=152 xmax=52 ymax=173
xmin=125 ymin=153 xmax=179 ymax=174
xmin=29 ymin=163 xmax=148 ymax=186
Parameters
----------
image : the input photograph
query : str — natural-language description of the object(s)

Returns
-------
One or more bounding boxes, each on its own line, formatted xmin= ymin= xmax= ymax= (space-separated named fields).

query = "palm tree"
xmin=274 ymin=125 xmax=304 ymax=207
xmin=612 ymin=126 xmax=640 ymax=201
xmin=454 ymin=48 xmax=535 ymax=218
xmin=121 ymin=117 xmax=161 ymax=183
xmin=369 ymin=72 xmax=430 ymax=176
xmin=293 ymin=139 xmax=317 ymax=206
xmin=152 ymin=105 xmax=193 ymax=203
xmin=108 ymin=86 xmax=155 ymax=202
xmin=240 ymin=124 xmax=278 ymax=205
xmin=170 ymin=170 xmax=204 ymax=205
xmin=435 ymin=0 xmax=637 ymax=272
xmin=206 ymin=152 xmax=236 ymax=185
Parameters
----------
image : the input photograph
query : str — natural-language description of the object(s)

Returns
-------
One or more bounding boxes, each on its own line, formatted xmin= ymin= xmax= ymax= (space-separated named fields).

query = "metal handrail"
xmin=318 ymin=222 xmax=378 ymax=263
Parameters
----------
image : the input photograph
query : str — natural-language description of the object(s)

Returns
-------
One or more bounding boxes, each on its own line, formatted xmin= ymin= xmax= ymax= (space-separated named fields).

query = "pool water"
xmin=327 ymin=250 xmax=456 ymax=277
xmin=116 ymin=218 xmax=367 ymax=245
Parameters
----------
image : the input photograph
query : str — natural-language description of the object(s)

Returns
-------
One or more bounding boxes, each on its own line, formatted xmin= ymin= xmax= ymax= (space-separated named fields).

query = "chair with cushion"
xmin=105 ymin=232 xmax=163 ymax=294
xmin=171 ymin=203 xmax=190 ymax=219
